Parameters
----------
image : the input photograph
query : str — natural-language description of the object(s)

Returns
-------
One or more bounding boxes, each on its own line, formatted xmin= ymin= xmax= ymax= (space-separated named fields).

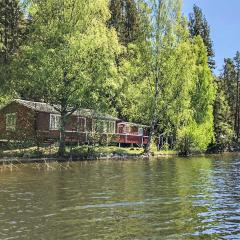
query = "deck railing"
xmin=113 ymin=133 xmax=149 ymax=145
xmin=37 ymin=130 xmax=149 ymax=145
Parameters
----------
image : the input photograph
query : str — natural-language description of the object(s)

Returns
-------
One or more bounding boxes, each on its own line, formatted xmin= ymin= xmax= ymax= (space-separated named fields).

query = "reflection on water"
xmin=1 ymin=155 xmax=240 ymax=239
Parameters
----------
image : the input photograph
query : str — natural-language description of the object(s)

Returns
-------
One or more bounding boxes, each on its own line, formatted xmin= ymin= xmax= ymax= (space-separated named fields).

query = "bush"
xmin=149 ymin=137 xmax=158 ymax=153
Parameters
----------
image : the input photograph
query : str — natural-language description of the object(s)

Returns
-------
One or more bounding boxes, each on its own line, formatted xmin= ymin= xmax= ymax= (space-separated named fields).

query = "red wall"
xmin=0 ymin=102 xmax=36 ymax=140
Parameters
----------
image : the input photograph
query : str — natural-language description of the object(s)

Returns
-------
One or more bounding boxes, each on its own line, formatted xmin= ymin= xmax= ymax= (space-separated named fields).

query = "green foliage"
xmin=221 ymin=58 xmax=237 ymax=121
xmin=177 ymin=110 xmax=215 ymax=154
xmin=0 ymin=0 xmax=26 ymax=63
xmin=124 ymin=4 xmax=216 ymax=155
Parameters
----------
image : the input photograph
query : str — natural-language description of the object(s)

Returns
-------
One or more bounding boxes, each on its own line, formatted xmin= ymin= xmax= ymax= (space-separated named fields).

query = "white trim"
xmin=117 ymin=121 xmax=149 ymax=128
xmin=92 ymin=119 xmax=116 ymax=134
xmin=116 ymin=133 xmax=148 ymax=137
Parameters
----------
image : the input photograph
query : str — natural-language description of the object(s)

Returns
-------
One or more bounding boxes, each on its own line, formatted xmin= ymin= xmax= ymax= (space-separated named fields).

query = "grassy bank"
xmin=0 ymin=144 xmax=178 ymax=161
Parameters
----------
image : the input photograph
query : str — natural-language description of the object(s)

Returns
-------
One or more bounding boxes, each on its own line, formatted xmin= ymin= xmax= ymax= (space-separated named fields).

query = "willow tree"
xmin=176 ymin=36 xmax=215 ymax=155
xmin=15 ymin=0 xmax=121 ymax=156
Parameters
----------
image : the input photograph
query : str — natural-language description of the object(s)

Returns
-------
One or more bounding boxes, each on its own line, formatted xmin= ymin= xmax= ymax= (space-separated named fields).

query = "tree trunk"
xmin=145 ymin=119 xmax=155 ymax=154
xmin=58 ymin=113 xmax=67 ymax=157
xmin=145 ymin=75 xmax=159 ymax=154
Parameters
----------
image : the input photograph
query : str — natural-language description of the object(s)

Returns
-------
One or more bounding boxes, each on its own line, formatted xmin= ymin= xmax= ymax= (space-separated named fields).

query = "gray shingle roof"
xmin=13 ymin=99 xmax=119 ymax=121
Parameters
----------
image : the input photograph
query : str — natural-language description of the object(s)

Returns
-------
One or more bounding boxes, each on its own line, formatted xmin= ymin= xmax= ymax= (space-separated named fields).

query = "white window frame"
xmin=96 ymin=120 xmax=107 ymax=133
xmin=138 ymin=127 xmax=143 ymax=136
xmin=6 ymin=113 xmax=16 ymax=131
xmin=49 ymin=114 xmax=61 ymax=130
xmin=93 ymin=119 xmax=115 ymax=134
xmin=124 ymin=124 xmax=130 ymax=134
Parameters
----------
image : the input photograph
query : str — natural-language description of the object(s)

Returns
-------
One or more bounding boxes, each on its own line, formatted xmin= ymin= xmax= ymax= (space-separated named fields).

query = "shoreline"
xmin=1 ymin=151 xmax=239 ymax=165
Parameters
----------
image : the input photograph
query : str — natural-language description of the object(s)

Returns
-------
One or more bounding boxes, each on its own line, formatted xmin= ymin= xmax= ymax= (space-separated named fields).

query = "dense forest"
xmin=0 ymin=0 xmax=239 ymax=155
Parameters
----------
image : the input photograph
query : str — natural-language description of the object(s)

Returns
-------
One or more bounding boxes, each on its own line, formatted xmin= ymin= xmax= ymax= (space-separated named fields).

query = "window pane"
xmin=50 ymin=114 xmax=60 ymax=130
xmin=6 ymin=113 xmax=16 ymax=131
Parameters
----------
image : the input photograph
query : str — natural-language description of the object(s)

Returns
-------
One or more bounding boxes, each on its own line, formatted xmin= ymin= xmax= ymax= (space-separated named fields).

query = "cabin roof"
xmin=117 ymin=121 xmax=149 ymax=128
xmin=3 ymin=99 xmax=119 ymax=121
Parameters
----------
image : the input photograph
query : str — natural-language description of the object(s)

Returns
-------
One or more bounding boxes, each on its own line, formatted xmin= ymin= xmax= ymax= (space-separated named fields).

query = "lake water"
xmin=1 ymin=155 xmax=240 ymax=239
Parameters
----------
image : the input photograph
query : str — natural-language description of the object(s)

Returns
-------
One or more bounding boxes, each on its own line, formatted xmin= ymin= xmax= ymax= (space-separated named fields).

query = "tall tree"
xmin=107 ymin=0 xmax=152 ymax=120
xmin=0 ymin=0 xmax=26 ymax=63
xmin=14 ymin=0 xmax=121 ymax=156
xmin=213 ymin=78 xmax=233 ymax=151
xmin=221 ymin=58 xmax=237 ymax=128
xmin=189 ymin=4 xmax=215 ymax=70
xmin=144 ymin=0 xmax=183 ymax=153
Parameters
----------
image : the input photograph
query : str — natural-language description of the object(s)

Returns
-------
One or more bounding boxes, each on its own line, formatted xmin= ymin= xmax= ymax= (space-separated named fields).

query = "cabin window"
xmin=93 ymin=119 xmax=115 ymax=133
xmin=96 ymin=120 xmax=108 ymax=133
xmin=6 ymin=113 xmax=16 ymax=131
xmin=124 ymin=125 xmax=130 ymax=133
xmin=78 ymin=117 xmax=86 ymax=132
xmin=138 ymin=127 xmax=143 ymax=136
xmin=49 ymin=114 xmax=61 ymax=130
xmin=108 ymin=121 xmax=115 ymax=133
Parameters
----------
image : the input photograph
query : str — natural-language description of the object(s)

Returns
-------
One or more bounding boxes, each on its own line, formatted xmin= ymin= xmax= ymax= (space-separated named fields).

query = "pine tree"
xmin=214 ymin=53 xmax=239 ymax=144
xmin=0 ymin=0 xmax=26 ymax=63
xmin=234 ymin=51 xmax=240 ymax=139
xmin=0 ymin=0 xmax=27 ymax=101
xmin=108 ymin=0 xmax=140 ymax=45
xmin=221 ymin=58 xmax=237 ymax=126
xmin=189 ymin=4 xmax=215 ymax=70
xmin=213 ymin=79 xmax=234 ymax=151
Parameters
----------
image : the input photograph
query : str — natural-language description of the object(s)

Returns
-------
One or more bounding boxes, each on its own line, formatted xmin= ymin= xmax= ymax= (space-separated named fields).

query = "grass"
xmin=1 ymin=144 xmax=145 ymax=158
xmin=154 ymin=150 xmax=178 ymax=155
xmin=1 ymin=145 xmax=58 ymax=158
xmin=70 ymin=145 xmax=144 ymax=156
xmin=1 ymin=144 xmax=178 ymax=160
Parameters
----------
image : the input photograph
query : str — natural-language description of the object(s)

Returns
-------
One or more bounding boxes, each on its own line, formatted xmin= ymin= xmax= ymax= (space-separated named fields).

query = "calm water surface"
xmin=1 ymin=155 xmax=240 ymax=239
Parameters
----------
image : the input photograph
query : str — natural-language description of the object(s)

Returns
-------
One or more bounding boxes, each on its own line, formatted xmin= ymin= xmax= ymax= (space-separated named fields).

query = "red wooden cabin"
xmin=115 ymin=122 xmax=149 ymax=146
xmin=0 ymin=99 xmax=149 ymax=146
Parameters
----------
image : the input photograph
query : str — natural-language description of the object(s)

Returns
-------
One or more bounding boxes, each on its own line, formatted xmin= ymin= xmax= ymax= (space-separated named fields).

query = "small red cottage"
xmin=0 ymin=99 xmax=149 ymax=146
xmin=116 ymin=122 xmax=149 ymax=146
